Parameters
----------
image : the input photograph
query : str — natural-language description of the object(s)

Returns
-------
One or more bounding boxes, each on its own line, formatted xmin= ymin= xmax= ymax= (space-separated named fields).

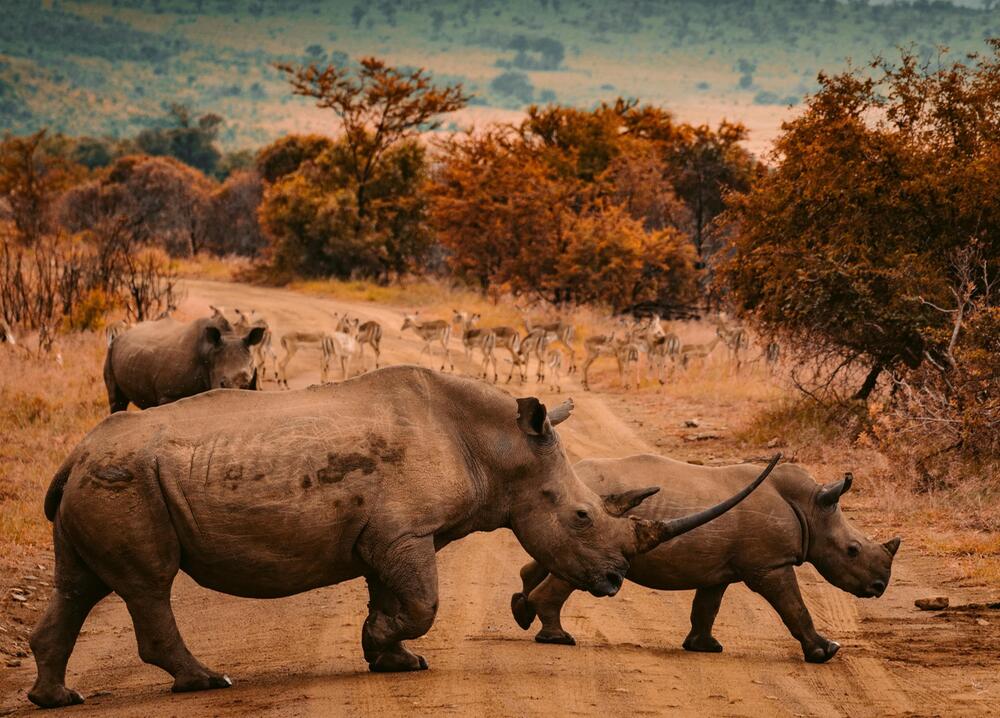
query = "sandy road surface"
xmin=2 ymin=279 xmax=998 ymax=717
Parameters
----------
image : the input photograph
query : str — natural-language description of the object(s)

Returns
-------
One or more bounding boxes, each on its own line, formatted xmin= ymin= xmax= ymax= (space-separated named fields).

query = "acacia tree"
xmin=0 ymin=130 xmax=81 ymax=246
xmin=431 ymin=113 xmax=700 ymax=308
xmin=276 ymin=57 xmax=468 ymax=236
xmin=721 ymin=42 xmax=1000 ymax=400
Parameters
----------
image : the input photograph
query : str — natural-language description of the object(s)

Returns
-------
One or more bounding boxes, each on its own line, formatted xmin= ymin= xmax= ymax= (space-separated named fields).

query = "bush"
xmin=66 ymin=288 xmax=114 ymax=331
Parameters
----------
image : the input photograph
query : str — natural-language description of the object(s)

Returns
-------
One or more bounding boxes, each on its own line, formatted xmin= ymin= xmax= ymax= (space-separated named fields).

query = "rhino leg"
xmin=360 ymin=536 xmax=438 ymax=672
xmin=63 ymin=466 xmax=232 ymax=693
xmin=510 ymin=560 xmax=549 ymax=629
xmin=125 ymin=595 xmax=233 ymax=692
xmin=28 ymin=529 xmax=110 ymax=709
xmin=527 ymin=575 xmax=577 ymax=646
xmin=746 ymin=566 xmax=841 ymax=664
xmin=683 ymin=584 xmax=728 ymax=653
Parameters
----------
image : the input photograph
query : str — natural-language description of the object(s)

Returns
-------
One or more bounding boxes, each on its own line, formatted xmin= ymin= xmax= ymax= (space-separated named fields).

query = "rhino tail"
xmin=44 ymin=453 xmax=76 ymax=522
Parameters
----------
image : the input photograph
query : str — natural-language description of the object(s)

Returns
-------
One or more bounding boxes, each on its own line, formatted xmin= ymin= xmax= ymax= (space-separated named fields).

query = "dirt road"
xmin=2 ymin=280 xmax=998 ymax=717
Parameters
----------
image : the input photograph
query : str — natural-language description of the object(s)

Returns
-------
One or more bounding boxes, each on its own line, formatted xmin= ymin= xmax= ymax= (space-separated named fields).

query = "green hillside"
xmin=2 ymin=0 xmax=998 ymax=151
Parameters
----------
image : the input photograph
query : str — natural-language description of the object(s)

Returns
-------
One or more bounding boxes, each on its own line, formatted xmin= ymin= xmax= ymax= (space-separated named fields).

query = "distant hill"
xmin=2 ymin=0 xmax=999 ymax=156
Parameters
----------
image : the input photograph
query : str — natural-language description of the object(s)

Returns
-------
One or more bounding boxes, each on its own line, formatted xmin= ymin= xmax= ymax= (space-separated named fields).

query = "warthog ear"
xmin=516 ymin=397 xmax=551 ymax=437
xmin=244 ymin=326 xmax=266 ymax=347
xmin=604 ymin=486 xmax=660 ymax=517
xmin=204 ymin=326 xmax=223 ymax=346
xmin=816 ymin=472 xmax=853 ymax=509
xmin=547 ymin=398 xmax=574 ymax=426
xmin=884 ymin=537 xmax=901 ymax=557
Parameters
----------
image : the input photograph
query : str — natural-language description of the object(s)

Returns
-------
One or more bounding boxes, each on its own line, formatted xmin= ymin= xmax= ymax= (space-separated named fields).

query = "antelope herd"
xmin=7 ymin=302 xmax=782 ymax=393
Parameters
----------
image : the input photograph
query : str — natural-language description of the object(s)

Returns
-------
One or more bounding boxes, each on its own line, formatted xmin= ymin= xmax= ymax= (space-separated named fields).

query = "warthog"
xmin=104 ymin=315 xmax=265 ymax=412
xmin=28 ymin=367 xmax=776 ymax=708
xmin=512 ymin=454 xmax=900 ymax=663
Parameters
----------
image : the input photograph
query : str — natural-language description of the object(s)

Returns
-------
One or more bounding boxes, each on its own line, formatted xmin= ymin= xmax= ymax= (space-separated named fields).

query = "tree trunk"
xmin=852 ymin=361 xmax=884 ymax=401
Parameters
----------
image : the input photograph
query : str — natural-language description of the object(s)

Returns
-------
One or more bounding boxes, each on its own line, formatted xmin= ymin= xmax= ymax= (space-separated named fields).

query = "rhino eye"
xmin=574 ymin=508 xmax=592 ymax=527
xmin=847 ymin=544 xmax=860 ymax=558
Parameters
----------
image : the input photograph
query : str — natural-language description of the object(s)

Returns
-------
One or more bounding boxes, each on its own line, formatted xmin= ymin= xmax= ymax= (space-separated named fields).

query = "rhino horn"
xmin=603 ymin=486 xmax=660 ymax=517
xmin=632 ymin=454 xmax=781 ymax=554
xmin=817 ymin=472 xmax=853 ymax=509
xmin=884 ymin=536 xmax=901 ymax=556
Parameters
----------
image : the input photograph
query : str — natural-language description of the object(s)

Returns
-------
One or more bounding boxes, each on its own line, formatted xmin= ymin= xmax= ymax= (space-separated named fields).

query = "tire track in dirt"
xmin=2 ymin=279 xmax=997 ymax=717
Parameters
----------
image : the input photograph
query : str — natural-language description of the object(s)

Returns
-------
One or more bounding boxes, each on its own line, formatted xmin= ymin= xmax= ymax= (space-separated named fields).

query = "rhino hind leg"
xmin=527 ymin=575 xmax=578 ymax=646
xmin=28 ymin=531 xmax=111 ymax=708
xmin=682 ymin=584 xmax=728 ymax=653
xmin=125 ymin=594 xmax=233 ymax=692
xmin=746 ymin=566 xmax=841 ymax=664
xmin=361 ymin=537 xmax=438 ymax=672
xmin=59 ymin=469 xmax=232 ymax=694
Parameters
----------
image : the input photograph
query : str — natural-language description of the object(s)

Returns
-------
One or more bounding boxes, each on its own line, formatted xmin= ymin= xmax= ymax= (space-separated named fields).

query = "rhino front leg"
xmin=527 ymin=575 xmax=578 ymax=646
xmin=683 ymin=584 xmax=728 ymax=653
xmin=510 ymin=560 xmax=548 ymax=629
xmin=361 ymin=536 xmax=438 ymax=672
xmin=746 ymin=566 xmax=840 ymax=663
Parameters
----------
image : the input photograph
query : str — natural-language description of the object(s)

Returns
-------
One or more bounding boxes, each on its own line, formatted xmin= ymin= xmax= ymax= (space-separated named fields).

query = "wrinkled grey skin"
xmin=512 ymin=454 xmax=900 ymax=663
xmin=27 ymin=367 xmax=773 ymax=708
xmin=103 ymin=316 xmax=265 ymax=412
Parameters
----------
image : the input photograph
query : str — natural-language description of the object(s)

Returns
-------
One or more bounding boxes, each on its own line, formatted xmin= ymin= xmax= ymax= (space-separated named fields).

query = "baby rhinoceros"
xmin=511 ymin=454 xmax=900 ymax=663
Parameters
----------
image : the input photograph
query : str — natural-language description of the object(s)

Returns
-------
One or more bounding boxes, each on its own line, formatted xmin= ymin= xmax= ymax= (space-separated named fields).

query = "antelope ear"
xmin=604 ymin=486 xmax=660 ymax=517
xmin=547 ymin=398 xmax=574 ymax=426
xmin=516 ymin=398 xmax=550 ymax=437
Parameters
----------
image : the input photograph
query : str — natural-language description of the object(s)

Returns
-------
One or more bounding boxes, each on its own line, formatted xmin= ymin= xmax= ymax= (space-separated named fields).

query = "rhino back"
xmin=576 ymin=455 xmax=806 ymax=589
xmin=110 ymin=319 xmax=205 ymax=407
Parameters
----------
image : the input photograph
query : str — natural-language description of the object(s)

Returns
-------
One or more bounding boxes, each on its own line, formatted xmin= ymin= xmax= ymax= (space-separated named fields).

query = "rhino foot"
xmin=682 ymin=634 xmax=724 ymax=653
xmin=171 ymin=672 xmax=233 ymax=693
xmin=28 ymin=684 xmax=85 ymax=709
xmin=510 ymin=592 xmax=537 ymax=630
xmin=369 ymin=649 xmax=428 ymax=672
xmin=804 ymin=639 xmax=841 ymax=664
xmin=535 ymin=629 xmax=576 ymax=646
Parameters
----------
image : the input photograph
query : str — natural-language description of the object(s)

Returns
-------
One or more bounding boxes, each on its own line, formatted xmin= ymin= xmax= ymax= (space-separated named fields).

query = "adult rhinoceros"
xmin=104 ymin=315 xmax=265 ymax=412
xmin=28 ymin=367 xmax=777 ymax=708
xmin=511 ymin=454 xmax=900 ymax=663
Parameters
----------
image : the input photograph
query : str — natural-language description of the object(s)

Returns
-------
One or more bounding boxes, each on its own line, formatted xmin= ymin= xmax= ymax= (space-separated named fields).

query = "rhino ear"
xmin=244 ymin=326 xmax=265 ymax=347
xmin=816 ymin=472 xmax=853 ymax=509
xmin=204 ymin=325 xmax=223 ymax=346
xmin=604 ymin=486 xmax=659 ymax=517
xmin=884 ymin=536 xmax=901 ymax=557
xmin=547 ymin=398 xmax=574 ymax=426
xmin=516 ymin=397 xmax=551 ymax=437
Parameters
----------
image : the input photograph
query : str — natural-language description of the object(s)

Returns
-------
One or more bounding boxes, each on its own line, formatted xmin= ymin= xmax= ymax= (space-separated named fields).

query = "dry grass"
xmin=0 ymin=333 xmax=107 ymax=548
xmin=173 ymin=254 xmax=255 ymax=282
xmin=736 ymin=389 xmax=1000 ymax=585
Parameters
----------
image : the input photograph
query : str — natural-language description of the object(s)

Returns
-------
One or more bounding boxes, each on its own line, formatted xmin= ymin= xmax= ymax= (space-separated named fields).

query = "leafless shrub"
xmin=874 ymin=247 xmax=1000 ymax=490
